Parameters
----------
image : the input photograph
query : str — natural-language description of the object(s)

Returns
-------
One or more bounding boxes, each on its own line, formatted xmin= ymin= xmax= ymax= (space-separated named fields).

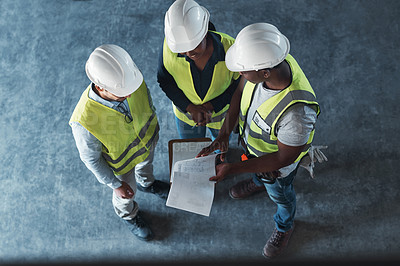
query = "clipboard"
xmin=168 ymin=138 xmax=212 ymax=178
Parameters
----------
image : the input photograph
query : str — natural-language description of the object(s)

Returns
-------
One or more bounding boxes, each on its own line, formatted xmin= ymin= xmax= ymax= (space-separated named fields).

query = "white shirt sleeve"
xmin=70 ymin=122 xmax=122 ymax=189
xmin=276 ymin=104 xmax=318 ymax=146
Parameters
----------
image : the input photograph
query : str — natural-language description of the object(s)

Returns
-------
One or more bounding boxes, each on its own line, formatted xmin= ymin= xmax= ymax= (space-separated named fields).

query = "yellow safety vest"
xmin=238 ymin=54 xmax=320 ymax=162
xmin=69 ymin=82 xmax=159 ymax=175
xmin=163 ymin=31 xmax=240 ymax=129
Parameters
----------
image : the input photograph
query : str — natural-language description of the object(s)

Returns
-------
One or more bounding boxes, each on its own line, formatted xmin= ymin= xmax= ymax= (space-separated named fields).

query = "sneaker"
xmin=123 ymin=212 xmax=154 ymax=241
xmin=262 ymin=224 xmax=295 ymax=259
xmin=229 ymin=178 xmax=266 ymax=199
xmin=137 ymin=180 xmax=170 ymax=200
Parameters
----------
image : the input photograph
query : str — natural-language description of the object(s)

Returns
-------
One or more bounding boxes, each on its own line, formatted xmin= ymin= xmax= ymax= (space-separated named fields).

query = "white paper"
xmin=166 ymin=171 xmax=215 ymax=217
xmin=170 ymin=153 xmax=217 ymax=183
xmin=166 ymin=153 xmax=218 ymax=217
xmin=170 ymin=141 xmax=211 ymax=175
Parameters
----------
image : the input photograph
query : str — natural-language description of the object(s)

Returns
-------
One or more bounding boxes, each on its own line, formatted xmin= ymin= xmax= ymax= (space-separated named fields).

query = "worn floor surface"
xmin=0 ymin=0 xmax=399 ymax=265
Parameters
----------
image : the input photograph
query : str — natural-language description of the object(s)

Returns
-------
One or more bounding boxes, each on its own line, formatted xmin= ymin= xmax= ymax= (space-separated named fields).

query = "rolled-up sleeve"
xmin=70 ymin=122 xmax=122 ymax=189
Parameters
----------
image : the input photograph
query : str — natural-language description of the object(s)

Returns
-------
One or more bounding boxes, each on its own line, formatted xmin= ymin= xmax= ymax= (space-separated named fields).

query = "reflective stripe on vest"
xmin=163 ymin=31 xmax=240 ymax=129
xmin=239 ymin=54 xmax=320 ymax=162
xmin=69 ymin=82 xmax=159 ymax=175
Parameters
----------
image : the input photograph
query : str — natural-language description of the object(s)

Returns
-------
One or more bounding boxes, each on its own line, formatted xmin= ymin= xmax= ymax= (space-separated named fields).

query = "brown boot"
xmin=262 ymin=224 xmax=295 ymax=259
xmin=229 ymin=178 xmax=266 ymax=199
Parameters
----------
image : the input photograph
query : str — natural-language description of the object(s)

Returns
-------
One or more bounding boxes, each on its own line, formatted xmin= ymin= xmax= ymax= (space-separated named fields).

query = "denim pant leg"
xmin=252 ymin=174 xmax=265 ymax=187
xmin=264 ymin=167 xmax=298 ymax=232
xmin=175 ymin=116 xmax=207 ymax=139
xmin=207 ymin=127 xmax=220 ymax=141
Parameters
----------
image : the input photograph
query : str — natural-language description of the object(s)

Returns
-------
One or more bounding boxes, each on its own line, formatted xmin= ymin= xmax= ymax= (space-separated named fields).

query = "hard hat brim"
xmin=111 ymin=70 xmax=143 ymax=97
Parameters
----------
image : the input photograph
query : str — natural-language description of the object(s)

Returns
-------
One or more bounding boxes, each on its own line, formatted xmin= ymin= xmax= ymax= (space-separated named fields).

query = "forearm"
xmin=228 ymin=152 xmax=289 ymax=175
xmin=158 ymin=75 xmax=192 ymax=111
xmin=218 ymin=78 xmax=244 ymax=137
xmin=81 ymin=156 xmax=122 ymax=189
xmin=227 ymin=142 xmax=305 ymax=176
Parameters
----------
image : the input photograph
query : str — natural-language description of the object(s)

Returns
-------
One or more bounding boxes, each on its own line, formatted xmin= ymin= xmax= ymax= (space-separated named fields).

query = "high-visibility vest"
xmin=69 ymin=82 xmax=159 ymax=175
xmin=238 ymin=54 xmax=320 ymax=162
xmin=163 ymin=31 xmax=240 ymax=129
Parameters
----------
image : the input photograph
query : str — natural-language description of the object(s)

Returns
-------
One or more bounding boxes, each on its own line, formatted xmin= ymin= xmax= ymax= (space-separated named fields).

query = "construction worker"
xmin=197 ymin=23 xmax=321 ymax=258
xmin=69 ymin=44 xmax=170 ymax=241
xmin=157 ymin=0 xmax=245 ymax=140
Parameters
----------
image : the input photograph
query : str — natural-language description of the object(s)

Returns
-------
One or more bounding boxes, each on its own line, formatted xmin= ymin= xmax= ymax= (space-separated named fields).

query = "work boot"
xmin=262 ymin=224 xmax=295 ymax=259
xmin=123 ymin=212 xmax=154 ymax=241
xmin=137 ymin=180 xmax=170 ymax=200
xmin=229 ymin=178 xmax=266 ymax=199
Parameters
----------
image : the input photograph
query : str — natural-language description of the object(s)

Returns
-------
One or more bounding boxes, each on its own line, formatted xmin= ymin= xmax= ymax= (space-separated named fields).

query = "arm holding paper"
xmin=207 ymin=142 xmax=306 ymax=183
xmin=196 ymin=76 xmax=306 ymax=183
xmin=196 ymin=78 xmax=244 ymax=162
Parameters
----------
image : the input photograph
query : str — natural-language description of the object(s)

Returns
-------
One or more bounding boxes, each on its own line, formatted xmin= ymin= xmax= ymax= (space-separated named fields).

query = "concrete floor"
xmin=0 ymin=0 xmax=399 ymax=265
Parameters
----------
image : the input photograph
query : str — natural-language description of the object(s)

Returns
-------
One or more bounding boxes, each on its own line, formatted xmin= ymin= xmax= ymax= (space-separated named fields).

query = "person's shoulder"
xmin=281 ymin=103 xmax=318 ymax=121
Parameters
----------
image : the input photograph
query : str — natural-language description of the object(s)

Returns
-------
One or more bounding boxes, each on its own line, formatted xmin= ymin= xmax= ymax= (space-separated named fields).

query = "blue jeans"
xmin=253 ymin=166 xmax=298 ymax=232
xmin=175 ymin=116 xmax=220 ymax=141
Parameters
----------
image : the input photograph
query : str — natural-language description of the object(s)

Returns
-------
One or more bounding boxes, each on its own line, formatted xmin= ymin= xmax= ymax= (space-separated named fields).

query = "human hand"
xmin=114 ymin=181 xmax=134 ymax=199
xmin=186 ymin=104 xmax=207 ymax=126
xmin=209 ymin=163 xmax=231 ymax=183
xmin=196 ymin=134 xmax=229 ymax=161
xmin=201 ymin=102 xmax=214 ymax=123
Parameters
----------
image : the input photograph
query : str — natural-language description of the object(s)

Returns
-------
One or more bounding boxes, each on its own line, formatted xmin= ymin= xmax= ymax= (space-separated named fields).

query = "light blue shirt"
xmin=70 ymin=85 xmax=132 ymax=189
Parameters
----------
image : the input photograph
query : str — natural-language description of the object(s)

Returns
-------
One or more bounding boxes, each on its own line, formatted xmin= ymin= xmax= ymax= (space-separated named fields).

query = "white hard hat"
xmin=164 ymin=0 xmax=210 ymax=53
xmin=226 ymin=23 xmax=290 ymax=72
xmin=85 ymin=44 xmax=143 ymax=97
